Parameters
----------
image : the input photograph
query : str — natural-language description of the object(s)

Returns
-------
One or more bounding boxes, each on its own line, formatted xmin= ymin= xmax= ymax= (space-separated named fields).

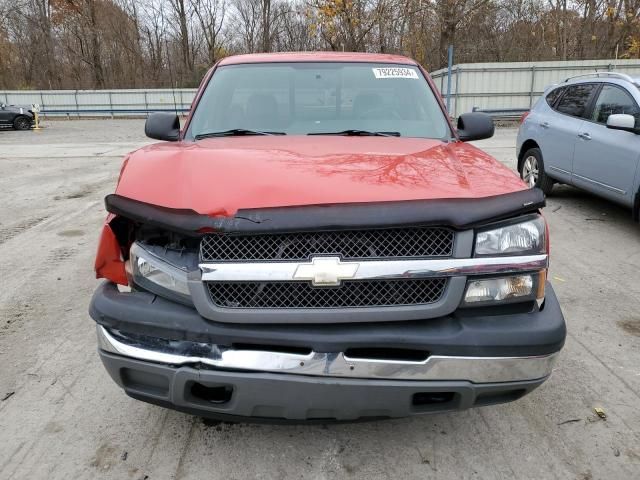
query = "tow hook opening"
xmin=190 ymin=382 xmax=234 ymax=405
xmin=412 ymin=391 xmax=455 ymax=406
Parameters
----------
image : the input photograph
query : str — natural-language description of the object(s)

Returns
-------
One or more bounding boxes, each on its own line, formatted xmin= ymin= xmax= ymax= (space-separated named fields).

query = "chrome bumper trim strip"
xmin=199 ymin=254 xmax=548 ymax=283
xmin=97 ymin=325 xmax=557 ymax=383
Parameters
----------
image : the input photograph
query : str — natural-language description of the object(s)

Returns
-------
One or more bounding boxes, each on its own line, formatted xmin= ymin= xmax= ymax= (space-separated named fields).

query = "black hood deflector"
xmin=105 ymin=188 xmax=545 ymax=236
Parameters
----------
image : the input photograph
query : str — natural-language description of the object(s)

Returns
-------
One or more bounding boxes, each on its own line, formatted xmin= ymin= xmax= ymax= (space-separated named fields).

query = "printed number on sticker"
xmin=372 ymin=67 xmax=419 ymax=79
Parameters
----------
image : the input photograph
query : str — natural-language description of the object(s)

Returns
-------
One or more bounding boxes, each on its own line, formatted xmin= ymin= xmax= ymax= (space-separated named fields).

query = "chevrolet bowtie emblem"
xmin=293 ymin=256 xmax=359 ymax=286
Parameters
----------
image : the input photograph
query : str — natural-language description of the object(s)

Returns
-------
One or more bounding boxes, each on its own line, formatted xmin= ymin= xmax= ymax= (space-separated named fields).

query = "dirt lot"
xmin=0 ymin=120 xmax=639 ymax=480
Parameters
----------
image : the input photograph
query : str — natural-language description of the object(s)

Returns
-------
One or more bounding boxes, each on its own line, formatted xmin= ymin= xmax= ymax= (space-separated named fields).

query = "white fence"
xmin=0 ymin=88 xmax=196 ymax=117
xmin=3 ymin=59 xmax=640 ymax=118
xmin=431 ymin=59 xmax=640 ymax=117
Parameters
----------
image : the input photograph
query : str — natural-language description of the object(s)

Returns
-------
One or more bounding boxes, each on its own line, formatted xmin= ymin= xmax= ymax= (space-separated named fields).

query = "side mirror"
xmin=606 ymin=114 xmax=638 ymax=134
xmin=1 ymin=103 xmax=5 ymax=109
xmin=145 ymin=112 xmax=180 ymax=141
xmin=456 ymin=112 xmax=495 ymax=141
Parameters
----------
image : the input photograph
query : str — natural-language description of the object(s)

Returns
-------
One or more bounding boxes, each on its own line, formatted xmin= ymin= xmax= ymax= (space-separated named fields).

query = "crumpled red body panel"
xmin=94 ymin=218 xmax=128 ymax=286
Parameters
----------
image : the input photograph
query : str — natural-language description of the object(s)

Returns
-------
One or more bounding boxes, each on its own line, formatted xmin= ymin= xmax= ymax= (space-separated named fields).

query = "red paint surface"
xmin=95 ymin=220 xmax=128 ymax=285
xmin=115 ymin=136 xmax=527 ymax=217
xmin=218 ymin=52 xmax=419 ymax=66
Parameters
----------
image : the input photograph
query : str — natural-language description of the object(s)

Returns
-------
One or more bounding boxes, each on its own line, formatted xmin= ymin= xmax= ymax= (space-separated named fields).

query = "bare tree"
xmin=2 ymin=0 xmax=640 ymax=88
xmin=191 ymin=0 xmax=226 ymax=63
xmin=169 ymin=0 xmax=194 ymax=76
xmin=233 ymin=0 xmax=260 ymax=52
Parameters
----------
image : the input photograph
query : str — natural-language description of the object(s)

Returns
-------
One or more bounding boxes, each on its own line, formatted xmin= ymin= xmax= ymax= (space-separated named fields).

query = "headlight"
xmin=128 ymin=242 xmax=191 ymax=304
xmin=475 ymin=215 xmax=546 ymax=256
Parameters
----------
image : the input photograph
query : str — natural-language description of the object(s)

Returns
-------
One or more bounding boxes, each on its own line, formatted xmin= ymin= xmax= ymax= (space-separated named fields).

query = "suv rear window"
xmin=555 ymin=84 xmax=597 ymax=118
xmin=545 ymin=87 xmax=564 ymax=107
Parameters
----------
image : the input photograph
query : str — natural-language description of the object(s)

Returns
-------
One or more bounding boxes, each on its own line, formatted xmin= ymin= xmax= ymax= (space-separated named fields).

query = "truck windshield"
xmin=186 ymin=62 xmax=451 ymax=140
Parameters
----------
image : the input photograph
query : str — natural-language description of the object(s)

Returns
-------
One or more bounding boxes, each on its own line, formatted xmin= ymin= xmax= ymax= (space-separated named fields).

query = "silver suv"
xmin=517 ymin=72 xmax=640 ymax=221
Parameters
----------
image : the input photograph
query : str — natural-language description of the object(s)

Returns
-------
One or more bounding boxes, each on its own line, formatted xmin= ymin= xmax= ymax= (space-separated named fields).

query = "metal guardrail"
xmin=472 ymin=107 xmax=528 ymax=120
xmin=39 ymin=107 xmax=189 ymax=117
xmin=431 ymin=59 xmax=640 ymax=117
xmin=5 ymin=60 xmax=640 ymax=119
xmin=1 ymin=88 xmax=196 ymax=118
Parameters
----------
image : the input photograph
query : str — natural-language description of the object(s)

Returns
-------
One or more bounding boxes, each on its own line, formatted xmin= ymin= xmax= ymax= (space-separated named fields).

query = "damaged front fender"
xmin=95 ymin=216 xmax=128 ymax=285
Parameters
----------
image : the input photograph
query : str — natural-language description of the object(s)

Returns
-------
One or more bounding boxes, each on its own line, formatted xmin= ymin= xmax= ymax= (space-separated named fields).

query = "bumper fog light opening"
xmin=189 ymin=382 xmax=234 ymax=405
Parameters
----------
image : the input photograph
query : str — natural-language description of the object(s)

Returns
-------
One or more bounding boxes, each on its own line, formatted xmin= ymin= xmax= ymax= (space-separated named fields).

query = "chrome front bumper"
xmin=97 ymin=325 xmax=558 ymax=384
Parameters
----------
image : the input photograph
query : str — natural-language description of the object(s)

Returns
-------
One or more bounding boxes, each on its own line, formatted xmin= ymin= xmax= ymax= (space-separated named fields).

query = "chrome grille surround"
xmin=199 ymin=254 xmax=549 ymax=311
xmin=197 ymin=219 xmax=548 ymax=313
xmin=199 ymin=226 xmax=455 ymax=310
xmin=200 ymin=227 xmax=454 ymax=262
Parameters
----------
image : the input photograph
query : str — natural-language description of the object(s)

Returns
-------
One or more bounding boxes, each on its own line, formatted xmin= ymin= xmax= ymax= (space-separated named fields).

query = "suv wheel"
xmin=13 ymin=116 xmax=32 ymax=131
xmin=520 ymin=147 xmax=553 ymax=195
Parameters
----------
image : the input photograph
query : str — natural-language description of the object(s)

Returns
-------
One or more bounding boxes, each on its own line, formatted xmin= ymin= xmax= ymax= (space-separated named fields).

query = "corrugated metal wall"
xmin=3 ymin=59 xmax=640 ymax=118
xmin=0 ymin=89 xmax=196 ymax=117
xmin=430 ymin=59 xmax=640 ymax=117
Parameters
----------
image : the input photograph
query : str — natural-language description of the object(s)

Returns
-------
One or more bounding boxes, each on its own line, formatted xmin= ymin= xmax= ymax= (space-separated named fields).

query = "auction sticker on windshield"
xmin=372 ymin=67 xmax=419 ymax=79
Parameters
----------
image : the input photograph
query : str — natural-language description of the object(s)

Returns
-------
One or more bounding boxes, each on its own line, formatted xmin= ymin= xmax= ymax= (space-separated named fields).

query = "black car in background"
xmin=0 ymin=103 xmax=34 ymax=130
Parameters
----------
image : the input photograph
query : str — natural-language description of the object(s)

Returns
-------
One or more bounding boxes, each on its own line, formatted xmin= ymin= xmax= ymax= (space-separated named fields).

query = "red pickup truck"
xmin=90 ymin=52 xmax=565 ymax=422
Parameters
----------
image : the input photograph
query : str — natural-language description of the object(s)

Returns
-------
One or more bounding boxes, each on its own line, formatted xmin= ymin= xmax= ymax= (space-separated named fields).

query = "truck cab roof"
xmin=218 ymin=52 xmax=419 ymax=66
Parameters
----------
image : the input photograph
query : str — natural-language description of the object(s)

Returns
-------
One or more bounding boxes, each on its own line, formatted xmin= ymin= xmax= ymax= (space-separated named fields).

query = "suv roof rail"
xmin=563 ymin=71 xmax=639 ymax=85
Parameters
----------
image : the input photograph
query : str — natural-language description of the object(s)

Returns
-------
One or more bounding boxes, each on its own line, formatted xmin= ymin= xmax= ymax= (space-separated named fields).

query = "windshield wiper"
xmin=308 ymin=129 xmax=400 ymax=137
xmin=195 ymin=128 xmax=286 ymax=140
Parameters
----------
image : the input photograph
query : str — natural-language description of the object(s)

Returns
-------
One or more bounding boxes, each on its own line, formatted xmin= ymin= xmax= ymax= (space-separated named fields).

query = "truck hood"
xmin=115 ymin=136 xmax=526 ymax=217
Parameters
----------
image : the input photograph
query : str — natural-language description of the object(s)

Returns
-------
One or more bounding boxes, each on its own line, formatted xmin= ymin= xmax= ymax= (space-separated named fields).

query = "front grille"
xmin=206 ymin=278 xmax=448 ymax=309
xmin=200 ymin=227 xmax=454 ymax=261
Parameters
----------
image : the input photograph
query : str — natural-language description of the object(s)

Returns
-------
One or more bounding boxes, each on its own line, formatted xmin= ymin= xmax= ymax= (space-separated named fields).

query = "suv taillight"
xmin=519 ymin=111 xmax=530 ymax=125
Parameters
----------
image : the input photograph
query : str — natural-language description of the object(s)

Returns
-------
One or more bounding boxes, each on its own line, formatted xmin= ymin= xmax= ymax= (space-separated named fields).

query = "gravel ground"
xmin=0 ymin=119 xmax=639 ymax=480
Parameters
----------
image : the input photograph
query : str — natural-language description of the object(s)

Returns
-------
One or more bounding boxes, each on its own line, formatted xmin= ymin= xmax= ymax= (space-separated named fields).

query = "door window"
xmin=591 ymin=84 xmax=640 ymax=128
xmin=555 ymin=84 xmax=597 ymax=118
